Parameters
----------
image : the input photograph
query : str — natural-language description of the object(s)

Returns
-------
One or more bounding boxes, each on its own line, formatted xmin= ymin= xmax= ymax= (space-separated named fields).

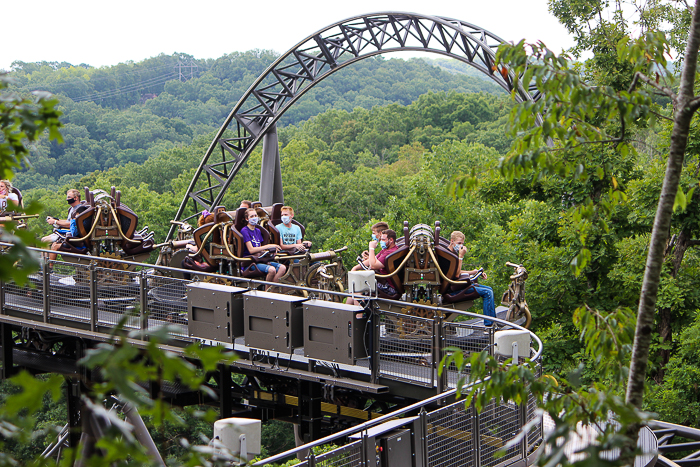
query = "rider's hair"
xmin=450 ymin=231 xmax=465 ymax=243
xmin=240 ymin=200 xmax=252 ymax=208
xmin=198 ymin=213 xmax=215 ymax=227
xmin=67 ymin=189 xmax=81 ymax=200
xmin=245 ymin=208 xmax=257 ymax=220
xmin=0 ymin=179 xmax=13 ymax=191
xmin=281 ymin=206 xmax=294 ymax=216
xmin=383 ymin=229 xmax=397 ymax=242
xmin=372 ymin=222 xmax=389 ymax=232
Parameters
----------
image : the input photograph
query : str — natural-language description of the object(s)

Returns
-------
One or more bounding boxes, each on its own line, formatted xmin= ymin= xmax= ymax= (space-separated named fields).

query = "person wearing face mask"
xmin=348 ymin=229 xmax=399 ymax=304
xmin=359 ymin=221 xmax=389 ymax=263
xmin=275 ymin=206 xmax=312 ymax=252
xmin=41 ymin=189 xmax=88 ymax=262
xmin=242 ymin=208 xmax=286 ymax=287
xmin=449 ymin=230 xmax=496 ymax=326
xmin=0 ymin=180 xmax=20 ymax=212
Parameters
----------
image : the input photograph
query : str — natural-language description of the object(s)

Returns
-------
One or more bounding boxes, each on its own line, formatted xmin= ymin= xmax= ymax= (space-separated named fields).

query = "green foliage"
xmin=441 ymin=306 xmax=640 ymax=466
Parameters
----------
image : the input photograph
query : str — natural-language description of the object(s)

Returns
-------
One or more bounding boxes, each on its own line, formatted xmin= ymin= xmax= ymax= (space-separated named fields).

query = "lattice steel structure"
xmin=168 ymin=12 xmax=538 ymax=240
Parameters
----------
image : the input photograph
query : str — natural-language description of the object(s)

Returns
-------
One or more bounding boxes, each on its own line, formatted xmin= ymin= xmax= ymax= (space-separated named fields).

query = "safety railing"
xmin=1 ymin=245 xmax=544 ymax=467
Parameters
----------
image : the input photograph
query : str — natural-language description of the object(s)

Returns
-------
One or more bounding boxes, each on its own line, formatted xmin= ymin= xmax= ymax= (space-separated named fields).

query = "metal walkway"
xmin=0 ymin=246 xmax=658 ymax=467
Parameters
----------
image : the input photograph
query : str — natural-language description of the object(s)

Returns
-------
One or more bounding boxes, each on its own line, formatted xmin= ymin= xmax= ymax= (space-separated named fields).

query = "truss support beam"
xmin=167 ymin=12 xmax=539 ymax=240
xmin=259 ymin=123 xmax=284 ymax=206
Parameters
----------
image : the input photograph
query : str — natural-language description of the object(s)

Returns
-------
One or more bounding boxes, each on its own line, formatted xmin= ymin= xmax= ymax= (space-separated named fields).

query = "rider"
xmin=449 ymin=231 xmax=496 ymax=326
xmin=275 ymin=205 xmax=312 ymax=252
xmin=348 ymin=229 xmax=399 ymax=304
xmin=360 ymin=221 xmax=389 ymax=262
xmin=0 ymin=180 xmax=19 ymax=212
xmin=41 ymin=189 xmax=89 ymax=261
xmin=242 ymin=207 xmax=286 ymax=287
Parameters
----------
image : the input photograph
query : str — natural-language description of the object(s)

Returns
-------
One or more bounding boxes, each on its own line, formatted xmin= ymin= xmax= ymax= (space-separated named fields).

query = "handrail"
xmin=107 ymin=204 xmax=141 ymax=243
xmin=67 ymin=206 xmax=103 ymax=242
xmin=373 ymin=246 xmax=416 ymax=279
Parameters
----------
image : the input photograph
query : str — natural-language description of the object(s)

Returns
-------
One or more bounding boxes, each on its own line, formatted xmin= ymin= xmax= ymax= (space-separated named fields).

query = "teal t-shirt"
xmin=275 ymin=223 xmax=302 ymax=245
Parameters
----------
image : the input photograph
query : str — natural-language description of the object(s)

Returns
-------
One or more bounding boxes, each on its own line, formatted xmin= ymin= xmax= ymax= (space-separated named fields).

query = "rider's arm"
xmin=367 ymin=241 xmax=385 ymax=270
xmin=245 ymin=240 xmax=278 ymax=254
xmin=48 ymin=217 xmax=69 ymax=229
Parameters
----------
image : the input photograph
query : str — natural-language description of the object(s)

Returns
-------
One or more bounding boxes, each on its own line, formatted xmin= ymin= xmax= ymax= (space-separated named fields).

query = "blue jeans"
xmin=252 ymin=261 xmax=282 ymax=274
xmin=471 ymin=284 xmax=496 ymax=326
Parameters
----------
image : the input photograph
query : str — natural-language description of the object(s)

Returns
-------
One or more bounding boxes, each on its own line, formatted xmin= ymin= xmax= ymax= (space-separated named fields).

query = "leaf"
xmin=673 ymin=187 xmax=687 ymax=212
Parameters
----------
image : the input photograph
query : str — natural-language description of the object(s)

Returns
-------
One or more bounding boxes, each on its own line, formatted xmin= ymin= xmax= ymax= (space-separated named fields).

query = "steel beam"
xmin=167 ymin=13 xmax=538 ymax=239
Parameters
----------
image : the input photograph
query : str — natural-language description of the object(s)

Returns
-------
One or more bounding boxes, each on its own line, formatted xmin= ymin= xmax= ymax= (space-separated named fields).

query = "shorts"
xmin=377 ymin=281 xmax=397 ymax=296
xmin=251 ymin=261 xmax=282 ymax=274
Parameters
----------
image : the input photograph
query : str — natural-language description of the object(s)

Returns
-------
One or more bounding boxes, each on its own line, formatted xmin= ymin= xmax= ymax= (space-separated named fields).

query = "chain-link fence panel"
xmin=146 ymin=275 xmax=190 ymax=336
xmin=527 ymin=363 xmax=543 ymax=454
xmin=478 ymin=399 xmax=523 ymax=467
xmin=95 ymin=267 xmax=141 ymax=329
xmin=443 ymin=321 xmax=493 ymax=389
xmin=426 ymin=399 xmax=475 ymax=467
xmin=2 ymin=270 xmax=43 ymax=315
xmin=47 ymin=261 xmax=92 ymax=321
xmin=378 ymin=310 xmax=434 ymax=387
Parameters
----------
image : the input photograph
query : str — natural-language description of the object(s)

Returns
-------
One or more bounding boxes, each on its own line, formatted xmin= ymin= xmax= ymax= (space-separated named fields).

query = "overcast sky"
xmin=1 ymin=0 xmax=574 ymax=71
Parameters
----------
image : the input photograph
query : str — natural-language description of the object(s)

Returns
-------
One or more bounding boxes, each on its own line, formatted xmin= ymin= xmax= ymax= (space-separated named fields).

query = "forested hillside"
xmin=6 ymin=52 xmax=499 ymax=191
xmin=4 ymin=22 xmax=700 ymax=461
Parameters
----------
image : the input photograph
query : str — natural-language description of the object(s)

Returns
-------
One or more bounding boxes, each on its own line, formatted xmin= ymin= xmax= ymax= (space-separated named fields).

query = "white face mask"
xmin=281 ymin=215 xmax=291 ymax=224
xmin=453 ymin=244 xmax=463 ymax=253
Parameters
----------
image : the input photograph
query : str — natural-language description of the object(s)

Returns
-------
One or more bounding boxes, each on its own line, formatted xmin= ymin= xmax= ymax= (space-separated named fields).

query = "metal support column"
xmin=472 ymin=400 xmax=482 ymax=467
xmin=43 ymin=261 xmax=51 ymax=322
xmin=434 ymin=316 xmax=446 ymax=397
xmin=259 ymin=123 xmax=284 ymax=206
xmin=370 ymin=303 xmax=380 ymax=385
xmin=1 ymin=323 xmax=14 ymax=380
xmin=89 ymin=263 xmax=97 ymax=332
xmin=0 ymin=278 xmax=5 ymax=314
xmin=140 ymin=270 xmax=148 ymax=332
xmin=298 ymin=380 xmax=323 ymax=445
xmin=218 ymin=363 xmax=232 ymax=419
xmin=66 ymin=377 xmax=82 ymax=448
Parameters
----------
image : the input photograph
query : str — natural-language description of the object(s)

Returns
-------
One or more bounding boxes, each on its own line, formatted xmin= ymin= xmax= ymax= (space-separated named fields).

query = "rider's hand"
xmin=369 ymin=240 xmax=378 ymax=250
xmin=482 ymin=271 xmax=488 ymax=280
xmin=458 ymin=247 xmax=465 ymax=259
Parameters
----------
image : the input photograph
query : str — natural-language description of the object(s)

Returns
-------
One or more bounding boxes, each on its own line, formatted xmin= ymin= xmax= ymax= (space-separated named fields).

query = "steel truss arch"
xmin=169 ymin=12 xmax=537 ymax=238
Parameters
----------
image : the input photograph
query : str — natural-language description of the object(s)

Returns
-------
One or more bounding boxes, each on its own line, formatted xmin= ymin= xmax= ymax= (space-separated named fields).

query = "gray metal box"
xmin=187 ymin=282 xmax=247 ymax=343
xmin=303 ymin=300 xmax=368 ymax=365
xmin=381 ymin=429 xmax=413 ymax=467
xmin=243 ymin=291 xmax=307 ymax=352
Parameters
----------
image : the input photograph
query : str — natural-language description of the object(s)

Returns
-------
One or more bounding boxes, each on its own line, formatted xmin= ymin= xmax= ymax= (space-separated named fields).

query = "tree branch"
xmin=629 ymin=72 xmax=676 ymax=99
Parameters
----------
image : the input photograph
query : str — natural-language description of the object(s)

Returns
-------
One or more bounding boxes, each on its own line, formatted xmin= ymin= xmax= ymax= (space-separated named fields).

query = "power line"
xmin=71 ymin=72 xmax=178 ymax=102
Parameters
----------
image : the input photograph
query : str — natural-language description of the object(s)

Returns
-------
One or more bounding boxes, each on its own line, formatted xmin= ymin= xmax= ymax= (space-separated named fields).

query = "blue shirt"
xmin=275 ymin=223 xmax=302 ymax=245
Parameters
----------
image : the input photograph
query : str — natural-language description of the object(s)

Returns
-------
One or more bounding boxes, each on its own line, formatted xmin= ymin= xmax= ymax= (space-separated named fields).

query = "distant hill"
xmin=6 ymin=51 xmax=504 ymax=190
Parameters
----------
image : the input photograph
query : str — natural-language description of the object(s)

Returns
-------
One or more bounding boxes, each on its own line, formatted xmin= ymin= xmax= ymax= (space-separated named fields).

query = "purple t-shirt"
xmin=376 ymin=244 xmax=399 ymax=287
xmin=241 ymin=226 xmax=264 ymax=256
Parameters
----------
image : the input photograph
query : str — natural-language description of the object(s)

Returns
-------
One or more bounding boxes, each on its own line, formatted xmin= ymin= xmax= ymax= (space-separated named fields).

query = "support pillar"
xmin=1 ymin=323 xmax=14 ymax=380
xmin=298 ymin=381 xmax=323 ymax=445
xmin=66 ymin=378 xmax=82 ymax=448
xmin=259 ymin=123 xmax=284 ymax=206
xmin=218 ymin=363 xmax=232 ymax=419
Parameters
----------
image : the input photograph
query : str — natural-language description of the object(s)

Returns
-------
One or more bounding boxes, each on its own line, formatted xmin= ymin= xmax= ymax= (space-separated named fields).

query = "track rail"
xmin=168 ymin=12 xmax=538 ymax=239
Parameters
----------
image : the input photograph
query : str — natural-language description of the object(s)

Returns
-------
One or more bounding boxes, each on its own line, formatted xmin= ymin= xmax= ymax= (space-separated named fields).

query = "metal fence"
xmin=1 ymin=247 xmax=544 ymax=467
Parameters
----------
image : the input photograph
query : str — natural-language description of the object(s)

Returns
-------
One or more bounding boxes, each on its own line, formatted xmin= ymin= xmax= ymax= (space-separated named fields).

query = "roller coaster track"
xmin=168 ymin=12 xmax=539 ymax=240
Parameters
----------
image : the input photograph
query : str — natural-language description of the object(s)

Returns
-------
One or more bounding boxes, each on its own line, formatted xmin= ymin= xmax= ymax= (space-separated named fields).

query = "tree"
xmin=446 ymin=0 xmax=700 ymax=463
xmin=0 ymin=72 xmax=62 ymax=283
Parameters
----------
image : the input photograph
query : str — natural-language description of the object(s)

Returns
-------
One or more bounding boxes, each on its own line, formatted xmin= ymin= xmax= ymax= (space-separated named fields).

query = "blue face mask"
xmin=371 ymin=234 xmax=378 ymax=241
xmin=281 ymin=215 xmax=291 ymax=225
xmin=453 ymin=244 xmax=463 ymax=254
xmin=249 ymin=216 xmax=259 ymax=225
xmin=380 ymin=240 xmax=387 ymax=249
